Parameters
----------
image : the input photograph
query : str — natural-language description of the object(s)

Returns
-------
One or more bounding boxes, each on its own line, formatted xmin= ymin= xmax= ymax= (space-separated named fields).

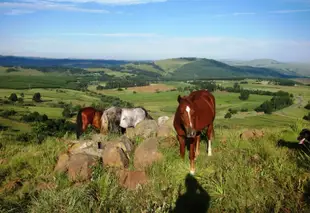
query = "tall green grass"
xmin=1 ymin=120 xmax=310 ymax=212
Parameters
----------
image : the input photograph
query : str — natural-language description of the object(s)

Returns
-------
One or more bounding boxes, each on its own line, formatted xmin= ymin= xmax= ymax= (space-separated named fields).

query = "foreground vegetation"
xmin=1 ymin=121 xmax=310 ymax=212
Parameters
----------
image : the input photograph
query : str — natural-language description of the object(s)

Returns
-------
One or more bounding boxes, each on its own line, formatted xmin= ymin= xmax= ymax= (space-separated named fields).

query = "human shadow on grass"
xmin=171 ymin=174 xmax=211 ymax=213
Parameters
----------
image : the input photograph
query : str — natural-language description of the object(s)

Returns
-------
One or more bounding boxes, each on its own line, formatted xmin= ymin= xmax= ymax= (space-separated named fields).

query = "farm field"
xmin=86 ymin=67 xmax=134 ymax=77
xmin=2 ymin=80 xmax=309 ymax=134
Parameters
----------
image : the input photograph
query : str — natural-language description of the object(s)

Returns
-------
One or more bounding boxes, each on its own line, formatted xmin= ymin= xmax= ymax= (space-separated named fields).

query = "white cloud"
xmin=269 ymin=9 xmax=310 ymax=13
xmin=45 ymin=0 xmax=167 ymax=5
xmin=213 ymin=12 xmax=256 ymax=18
xmin=1 ymin=35 xmax=309 ymax=62
xmin=0 ymin=1 xmax=110 ymax=14
xmin=58 ymin=32 xmax=160 ymax=37
xmin=4 ymin=9 xmax=34 ymax=15
xmin=232 ymin=12 xmax=256 ymax=16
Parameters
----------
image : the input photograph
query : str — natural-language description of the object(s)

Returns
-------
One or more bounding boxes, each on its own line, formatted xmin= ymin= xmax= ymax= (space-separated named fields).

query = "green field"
xmin=86 ymin=67 xmax=134 ymax=77
xmin=0 ymin=66 xmax=45 ymax=76
xmin=155 ymin=58 xmax=194 ymax=73
xmin=0 ymin=75 xmax=79 ymax=89
xmin=1 ymin=78 xmax=310 ymax=212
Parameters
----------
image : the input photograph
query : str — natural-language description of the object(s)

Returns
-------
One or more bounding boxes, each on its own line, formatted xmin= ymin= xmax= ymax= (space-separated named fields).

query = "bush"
xmin=304 ymin=101 xmax=310 ymax=110
xmin=17 ymin=97 xmax=24 ymax=103
xmin=239 ymin=90 xmax=250 ymax=100
xmin=303 ymin=112 xmax=310 ymax=121
xmin=0 ymin=109 xmax=17 ymax=118
xmin=240 ymin=108 xmax=248 ymax=112
xmin=228 ymin=108 xmax=238 ymax=114
xmin=96 ymin=85 xmax=104 ymax=90
xmin=32 ymin=92 xmax=42 ymax=102
xmin=62 ymin=107 xmax=72 ymax=118
xmin=224 ymin=112 xmax=232 ymax=119
xmin=8 ymin=93 xmax=18 ymax=102
xmin=16 ymin=132 xmax=34 ymax=142
xmin=21 ymin=112 xmax=48 ymax=123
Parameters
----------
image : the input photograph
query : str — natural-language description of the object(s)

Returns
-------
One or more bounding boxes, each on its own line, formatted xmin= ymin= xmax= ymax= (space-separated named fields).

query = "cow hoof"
xmin=208 ymin=152 xmax=212 ymax=156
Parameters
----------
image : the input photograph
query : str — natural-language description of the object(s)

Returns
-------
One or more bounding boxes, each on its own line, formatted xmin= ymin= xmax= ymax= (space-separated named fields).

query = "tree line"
xmin=254 ymin=91 xmax=294 ymax=114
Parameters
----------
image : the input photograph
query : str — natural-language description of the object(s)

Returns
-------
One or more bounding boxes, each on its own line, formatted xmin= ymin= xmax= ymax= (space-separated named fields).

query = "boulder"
xmin=134 ymin=137 xmax=163 ymax=170
xmin=240 ymin=129 xmax=265 ymax=140
xmin=67 ymin=153 xmax=99 ymax=182
xmin=126 ymin=120 xmax=158 ymax=139
xmin=68 ymin=140 xmax=103 ymax=158
xmin=54 ymin=153 xmax=70 ymax=173
xmin=157 ymin=123 xmax=174 ymax=138
xmin=159 ymin=136 xmax=178 ymax=148
xmin=158 ymin=116 xmax=169 ymax=126
xmin=92 ymin=134 xmax=106 ymax=143
xmin=104 ymin=135 xmax=134 ymax=159
xmin=101 ymin=143 xmax=129 ymax=169
xmin=117 ymin=170 xmax=148 ymax=190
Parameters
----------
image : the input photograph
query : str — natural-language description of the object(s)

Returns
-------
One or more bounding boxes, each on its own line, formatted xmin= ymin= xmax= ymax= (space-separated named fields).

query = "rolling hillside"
xmin=221 ymin=59 xmax=310 ymax=77
xmin=168 ymin=58 xmax=301 ymax=80
xmin=0 ymin=55 xmax=305 ymax=80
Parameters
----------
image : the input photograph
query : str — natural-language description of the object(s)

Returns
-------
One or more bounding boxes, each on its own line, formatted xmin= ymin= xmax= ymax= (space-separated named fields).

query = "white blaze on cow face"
xmin=185 ymin=106 xmax=193 ymax=128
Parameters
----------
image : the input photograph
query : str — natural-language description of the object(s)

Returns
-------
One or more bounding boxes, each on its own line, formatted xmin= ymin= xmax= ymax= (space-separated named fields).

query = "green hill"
xmin=221 ymin=59 xmax=310 ymax=77
xmin=168 ymin=58 xmax=299 ymax=80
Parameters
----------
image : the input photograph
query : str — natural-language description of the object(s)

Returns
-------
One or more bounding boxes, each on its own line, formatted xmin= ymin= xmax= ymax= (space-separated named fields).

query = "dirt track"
xmin=127 ymin=84 xmax=174 ymax=93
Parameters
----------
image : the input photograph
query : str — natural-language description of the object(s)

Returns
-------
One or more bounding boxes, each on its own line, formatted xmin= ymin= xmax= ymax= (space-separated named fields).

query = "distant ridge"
xmin=0 ymin=55 xmax=308 ymax=78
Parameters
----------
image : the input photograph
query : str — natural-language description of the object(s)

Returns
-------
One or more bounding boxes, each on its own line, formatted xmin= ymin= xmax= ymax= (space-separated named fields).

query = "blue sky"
xmin=0 ymin=0 xmax=310 ymax=62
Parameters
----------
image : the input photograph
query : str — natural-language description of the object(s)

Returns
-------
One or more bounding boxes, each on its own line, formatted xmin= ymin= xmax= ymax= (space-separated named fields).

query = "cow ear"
xmin=177 ymin=95 xmax=182 ymax=103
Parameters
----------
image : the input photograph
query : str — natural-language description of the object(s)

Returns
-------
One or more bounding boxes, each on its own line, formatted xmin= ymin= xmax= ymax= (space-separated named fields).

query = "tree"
xmin=32 ymin=92 xmax=42 ymax=102
xmin=8 ymin=93 xmax=18 ymax=102
xmin=233 ymin=82 xmax=241 ymax=91
xmin=239 ymin=90 xmax=250 ymax=100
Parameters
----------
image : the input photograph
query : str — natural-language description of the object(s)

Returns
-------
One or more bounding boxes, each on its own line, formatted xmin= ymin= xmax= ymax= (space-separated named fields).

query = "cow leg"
xmin=207 ymin=124 xmax=214 ymax=156
xmin=195 ymin=134 xmax=200 ymax=160
xmin=189 ymin=137 xmax=197 ymax=175
xmin=177 ymin=135 xmax=185 ymax=160
xmin=81 ymin=114 xmax=89 ymax=134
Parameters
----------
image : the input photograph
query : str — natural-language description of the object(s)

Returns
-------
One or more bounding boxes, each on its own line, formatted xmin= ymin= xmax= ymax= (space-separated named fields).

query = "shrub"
xmin=239 ymin=90 xmax=250 ymax=100
xmin=304 ymin=101 xmax=310 ymax=110
xmin=228 ymin=108 xmax=238 ymax=114
xmin=8 ymin=93 xmax=18 ymax=102
xmin=224 ymin=112 xmax=232 ymax=119
xmin=240 ymin=108 xmax=248 ymax=112
xmin=303 ymin=112 xmax=310 ymax=121
xmin=32 ymin=92 xmax=42 ymax=102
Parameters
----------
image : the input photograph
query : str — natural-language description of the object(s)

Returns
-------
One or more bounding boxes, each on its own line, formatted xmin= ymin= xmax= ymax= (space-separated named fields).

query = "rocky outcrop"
xmin=101 ymin=143 xmax=129 ymax=169
xmin=67 ymin=153 xmax=99 ymax=182
xmin=53 ymin=114 xmax=169 ymax=188
xmin=158 ymin=116 xmax=169 ymax=126
xmin=126 ymin=120 xmax=158 ymax=139
xmin=134 ymin=137 xmax=163 ymax=170
xmin=117 ymin=170 xmax=149 ymax=190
